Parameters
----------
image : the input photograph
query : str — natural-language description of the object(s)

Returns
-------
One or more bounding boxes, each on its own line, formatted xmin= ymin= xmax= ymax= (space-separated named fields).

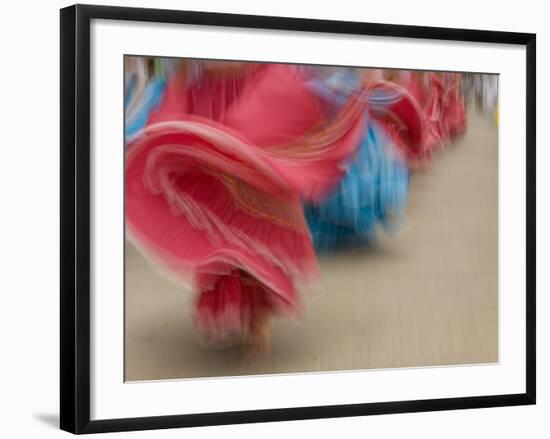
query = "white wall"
xmin=0 ymin=0 xmax=546 ymax=437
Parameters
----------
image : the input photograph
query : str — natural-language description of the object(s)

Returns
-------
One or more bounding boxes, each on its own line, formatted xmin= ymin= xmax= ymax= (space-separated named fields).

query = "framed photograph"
xmin=60 ymin=4 xmax=536 ymax=434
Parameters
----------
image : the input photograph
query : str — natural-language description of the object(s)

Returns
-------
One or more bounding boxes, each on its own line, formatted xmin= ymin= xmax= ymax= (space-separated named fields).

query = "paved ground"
xmin=125 ymin=108 xmax=498 ymax=381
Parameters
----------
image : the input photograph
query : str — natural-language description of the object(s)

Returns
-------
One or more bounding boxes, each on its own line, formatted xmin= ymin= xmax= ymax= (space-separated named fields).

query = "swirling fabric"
xmin=124 ymin=59 xmax=473 ymax=343
xmin=305 ymin=120 xmax=408 ymax=251
xmin=126 ymin=62 xmax=365 ymax=342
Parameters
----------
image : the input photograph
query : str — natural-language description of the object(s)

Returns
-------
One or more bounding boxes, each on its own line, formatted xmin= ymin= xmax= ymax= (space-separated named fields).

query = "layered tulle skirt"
xmin=304 ymin=120 xmax=408 ymax=251
xmin=126 ymin=63 xmax=365 ymax=343
xmin=125 ymin=60 xmax=469 ymax=344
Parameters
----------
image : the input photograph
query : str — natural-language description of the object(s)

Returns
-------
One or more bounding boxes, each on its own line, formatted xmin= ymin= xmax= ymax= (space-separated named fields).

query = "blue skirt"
xmin=304 ymin=120 xmax=409 ymax=252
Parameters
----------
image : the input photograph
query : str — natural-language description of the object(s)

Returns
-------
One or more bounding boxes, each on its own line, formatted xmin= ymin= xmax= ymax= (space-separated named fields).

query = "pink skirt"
xmin=126 ymin=62 xmax=365 ymax=342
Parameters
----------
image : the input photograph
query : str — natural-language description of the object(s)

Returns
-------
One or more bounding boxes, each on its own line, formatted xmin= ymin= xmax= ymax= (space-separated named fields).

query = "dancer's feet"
xmin=244 ymin=313 xmax=272 ymax=358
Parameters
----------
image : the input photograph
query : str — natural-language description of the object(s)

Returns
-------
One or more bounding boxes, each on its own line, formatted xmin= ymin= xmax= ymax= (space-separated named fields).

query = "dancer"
xmin=302 ymin=67 xmax=409 ymax=250
xmin=125 ymin=60 xmax=366 ymax=352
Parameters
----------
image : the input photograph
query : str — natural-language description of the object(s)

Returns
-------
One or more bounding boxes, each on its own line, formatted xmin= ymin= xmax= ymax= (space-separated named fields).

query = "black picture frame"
xmin=60 ymin=4 xmax=536 ymax=434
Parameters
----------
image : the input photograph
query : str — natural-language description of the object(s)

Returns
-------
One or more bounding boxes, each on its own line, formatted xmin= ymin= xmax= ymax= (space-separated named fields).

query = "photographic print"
xmin=60 ymin=5 xmax=535 ymax=433
xmin=124 ymin=57 xmax=499 ymax=381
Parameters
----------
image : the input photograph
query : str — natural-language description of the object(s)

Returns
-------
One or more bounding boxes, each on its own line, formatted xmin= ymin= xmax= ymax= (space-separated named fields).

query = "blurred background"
xmin=124 ymin=59 xmax=498 ymax=381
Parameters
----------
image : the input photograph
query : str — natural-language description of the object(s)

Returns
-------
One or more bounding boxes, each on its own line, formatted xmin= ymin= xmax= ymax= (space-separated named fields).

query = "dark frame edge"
xmin=525 ymin=34 xmax=536 ymax=404
xmin=60 ymin=4 xmax=77 ymax=434
xmin=74 ymin=3 xmax=534 ymax=45
xmin=79 ymin=394 xmax=533 ymax=434
xmin=61 ymin=4 xmax=93 ymax=434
